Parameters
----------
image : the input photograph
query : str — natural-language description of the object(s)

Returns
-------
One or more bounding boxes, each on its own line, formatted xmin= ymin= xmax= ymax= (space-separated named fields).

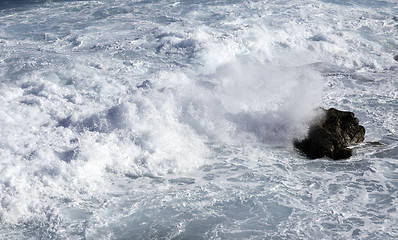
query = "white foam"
xmin=0 ymin=0 xmax=397 ymax=238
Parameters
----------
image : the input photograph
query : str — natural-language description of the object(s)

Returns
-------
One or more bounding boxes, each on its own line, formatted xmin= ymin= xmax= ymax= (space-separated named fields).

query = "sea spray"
xmin=161 ymin=61 xmax=324 ymax=145
xmin=0 ymin=0 xmax=397 ymax=238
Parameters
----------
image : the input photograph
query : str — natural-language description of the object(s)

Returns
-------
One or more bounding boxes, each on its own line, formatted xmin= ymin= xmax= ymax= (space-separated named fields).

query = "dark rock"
xmin=367 ymin=141 xmax=383 ymax=146
xmin=294 ymin=108 xmax=365 ymax=160
xmin=394 ymin=54 xmax=398 ymax=62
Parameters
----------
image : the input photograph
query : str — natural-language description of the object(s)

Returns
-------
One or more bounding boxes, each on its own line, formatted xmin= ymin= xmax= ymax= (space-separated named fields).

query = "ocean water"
xmin=0 ymin=0 xmax=397 ymax=239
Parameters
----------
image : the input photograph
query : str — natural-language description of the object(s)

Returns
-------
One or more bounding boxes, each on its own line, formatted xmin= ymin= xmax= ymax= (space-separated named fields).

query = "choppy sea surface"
xmin=0 ymin=0 xmax=397 ymax=239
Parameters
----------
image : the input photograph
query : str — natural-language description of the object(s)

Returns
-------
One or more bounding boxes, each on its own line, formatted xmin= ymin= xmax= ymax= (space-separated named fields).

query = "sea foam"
xmin=0 ymin=0 xmax=397 ymax=238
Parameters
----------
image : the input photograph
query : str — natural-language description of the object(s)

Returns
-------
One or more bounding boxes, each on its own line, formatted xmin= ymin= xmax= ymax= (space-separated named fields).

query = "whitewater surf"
xmin=0 ymin=0 xmax=397 ymax=239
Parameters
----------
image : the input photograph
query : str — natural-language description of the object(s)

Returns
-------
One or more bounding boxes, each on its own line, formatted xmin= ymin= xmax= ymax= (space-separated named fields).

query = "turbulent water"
xmin=0 ymin=0 xmax=397 ymax=239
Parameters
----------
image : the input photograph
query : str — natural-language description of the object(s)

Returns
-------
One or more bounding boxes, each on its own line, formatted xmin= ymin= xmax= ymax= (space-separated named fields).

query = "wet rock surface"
xmin=294 ymin=108 xmax=365 ymax=160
